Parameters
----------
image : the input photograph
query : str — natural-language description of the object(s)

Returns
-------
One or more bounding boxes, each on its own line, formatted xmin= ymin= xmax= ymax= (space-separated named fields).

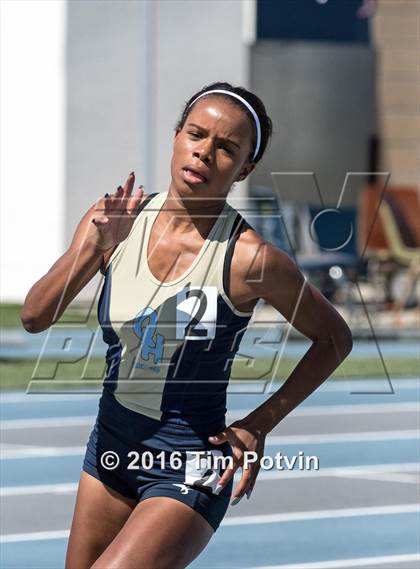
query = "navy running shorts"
xmin=82 ymin=388 xmax=234 ymax=532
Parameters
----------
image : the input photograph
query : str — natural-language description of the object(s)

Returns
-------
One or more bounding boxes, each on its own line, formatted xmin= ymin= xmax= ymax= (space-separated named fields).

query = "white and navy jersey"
xmin=97 ymin=191 xmax=254 ymax=425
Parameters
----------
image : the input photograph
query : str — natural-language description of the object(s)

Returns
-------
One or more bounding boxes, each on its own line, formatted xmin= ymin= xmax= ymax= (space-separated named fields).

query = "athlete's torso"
xmin=98 ymin=191 xmax=254 ymax=425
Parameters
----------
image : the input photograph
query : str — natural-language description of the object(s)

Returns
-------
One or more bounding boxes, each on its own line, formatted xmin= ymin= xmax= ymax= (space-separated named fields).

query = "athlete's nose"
xmin=193 ymin=140 xmax=213 ymax=164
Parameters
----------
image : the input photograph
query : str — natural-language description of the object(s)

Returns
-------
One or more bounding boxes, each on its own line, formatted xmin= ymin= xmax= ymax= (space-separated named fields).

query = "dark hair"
xmin=174 ymin=81 xmax=273 ymax=164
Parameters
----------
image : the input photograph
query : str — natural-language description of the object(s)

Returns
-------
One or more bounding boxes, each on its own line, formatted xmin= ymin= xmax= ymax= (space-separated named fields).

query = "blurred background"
xmin=0 ymin=1 xmax=419 ymax=568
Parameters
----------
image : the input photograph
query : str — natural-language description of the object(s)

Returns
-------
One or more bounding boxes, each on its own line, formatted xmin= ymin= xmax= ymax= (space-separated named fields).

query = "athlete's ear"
xmin=235 ymin=162 xmax=255 ymax=182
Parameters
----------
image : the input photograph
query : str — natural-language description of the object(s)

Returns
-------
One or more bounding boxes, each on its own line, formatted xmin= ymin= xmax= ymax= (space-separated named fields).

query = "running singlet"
xmin=97 ymin=191 xmax=254 ymax=425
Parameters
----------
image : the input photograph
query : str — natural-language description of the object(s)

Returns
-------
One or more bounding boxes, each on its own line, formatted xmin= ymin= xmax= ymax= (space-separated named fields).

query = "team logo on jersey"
xmin=132 ymin=307 xmax=164 ymax=373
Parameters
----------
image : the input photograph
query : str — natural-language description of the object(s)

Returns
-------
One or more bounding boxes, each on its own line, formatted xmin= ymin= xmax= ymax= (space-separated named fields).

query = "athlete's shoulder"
xmin=233 ymin=218 xmax=297 ymax=287
xmin=233 ymin=220 xmax=266 ymax=271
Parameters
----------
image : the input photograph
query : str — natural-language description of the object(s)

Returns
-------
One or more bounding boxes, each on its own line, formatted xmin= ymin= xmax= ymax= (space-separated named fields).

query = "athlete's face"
xmin=170 ymin=97 xmax=256 ymax=200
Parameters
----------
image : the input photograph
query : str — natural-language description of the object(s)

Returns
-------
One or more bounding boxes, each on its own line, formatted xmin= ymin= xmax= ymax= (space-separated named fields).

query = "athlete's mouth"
xmin=182 ymin=166 xmax=209 ymax=184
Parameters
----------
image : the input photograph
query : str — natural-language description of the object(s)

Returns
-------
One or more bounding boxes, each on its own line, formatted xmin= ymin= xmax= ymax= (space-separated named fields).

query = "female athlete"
xmin=21 ymin=81 xmax=353 ymax=569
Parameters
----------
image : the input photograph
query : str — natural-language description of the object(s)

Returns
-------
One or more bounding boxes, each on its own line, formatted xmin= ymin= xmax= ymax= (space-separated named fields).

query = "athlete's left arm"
xmin=209 ymin=239 xmax=353 ymax=504
xmin=241 ymin=241 xmax=353 ymax=432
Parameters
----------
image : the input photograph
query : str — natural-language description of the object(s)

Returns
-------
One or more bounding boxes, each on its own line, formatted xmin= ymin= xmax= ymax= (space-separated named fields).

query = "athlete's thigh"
xmin=65 ymin=471 xmax=137 ymax=569
xmin=90 ymin=496 xmax=215 ymax=569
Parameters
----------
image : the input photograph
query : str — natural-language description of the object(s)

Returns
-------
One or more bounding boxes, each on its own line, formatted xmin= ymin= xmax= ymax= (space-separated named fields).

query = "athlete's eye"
xmin=219 ymin=143 xmax=232 ymax=155
xmin=188 ymin=132 xmax=233 ymax=155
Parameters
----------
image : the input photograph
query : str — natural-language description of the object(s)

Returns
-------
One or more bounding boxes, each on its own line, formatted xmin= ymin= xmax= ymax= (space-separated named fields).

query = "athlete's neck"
xmin=160 ymin=186 xmax=226 ymax=235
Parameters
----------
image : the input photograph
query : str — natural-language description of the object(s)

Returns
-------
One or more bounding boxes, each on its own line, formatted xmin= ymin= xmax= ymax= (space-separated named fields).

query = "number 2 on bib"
xmin=176 ymin=286 xmax=217 ymax=340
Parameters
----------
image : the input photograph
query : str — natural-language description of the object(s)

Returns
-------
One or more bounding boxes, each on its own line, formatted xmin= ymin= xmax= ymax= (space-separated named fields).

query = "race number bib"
xmin=176 ymin=286 xmax=217 ymax=340
xmin=183 ymin=449 xmax=224 ymax=492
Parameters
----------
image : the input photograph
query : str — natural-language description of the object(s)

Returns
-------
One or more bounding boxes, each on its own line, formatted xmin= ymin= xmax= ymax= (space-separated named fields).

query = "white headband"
xmin=188 ymin=89 xmax=261 ymax=161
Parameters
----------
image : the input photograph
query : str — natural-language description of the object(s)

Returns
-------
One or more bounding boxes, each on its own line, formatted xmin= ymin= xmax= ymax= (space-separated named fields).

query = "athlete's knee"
xmin=66 ymin=542 xmax=104 ymax=569
xmin=90 ymin=552 xmax=186 ymax=569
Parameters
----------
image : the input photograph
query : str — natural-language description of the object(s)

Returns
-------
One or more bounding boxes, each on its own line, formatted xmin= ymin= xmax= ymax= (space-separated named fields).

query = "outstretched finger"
xmin=231 ymin=464 xmax=254 ymax=505
xmin=213 ymin=463 xmax=237 ymax=496
xmin=122 ymin=171 xmax=135 ymax=200
xmin=127 ymin=186 xmax=145 ymax=215
xmin=102 ymin=188 xmax=122 ymax=218
xmin=115 ymin=185 xmax=124 ymax=199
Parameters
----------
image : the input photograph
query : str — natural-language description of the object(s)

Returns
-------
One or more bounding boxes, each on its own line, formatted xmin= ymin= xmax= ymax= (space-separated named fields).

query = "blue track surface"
xmin=1 ymin=379 xmax=419 ymax=569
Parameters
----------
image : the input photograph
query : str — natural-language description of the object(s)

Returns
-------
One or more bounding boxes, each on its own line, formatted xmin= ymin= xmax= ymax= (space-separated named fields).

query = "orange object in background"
xmin=358 ymin=184 xmax=420 ymax=263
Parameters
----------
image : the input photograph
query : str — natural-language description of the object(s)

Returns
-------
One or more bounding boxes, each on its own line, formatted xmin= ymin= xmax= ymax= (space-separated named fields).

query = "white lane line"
xmin=2 ymin=430 xmax=419 ymax=460
xmin=228 ymin=402 xmax=420 ymax=419
xmin=321 ymin=379 xmax=419 ymax=392
xmin=245 ymin=552 xmax=420 ymax=569
xmin=343 ymin=472 xmax=420 ymax=484
xmin=1 ymin=446 xmax=86 ymax=459
xmin=2 ymin=463 xmax=419 ymax=496
xmin=1 ymin=483 xmax=78 ymax=496
xmin=227 ymin=380 xmax=420 ymax=394
xmin=1 ymin=379 xmax=417 ymax=403
xmin=0 ymin=393 xmax=98 ymax=403
xmin=223 ymin=503 xmax=420 ymax=526
xmin=0 ymin=416 xmax=95 ymax=429
xmin=265 ymin=430 xmax=420 ymax=445
xmin=2 ymin=505 xmax=419 ymax=543
xmin=2 ymin=401 xmax=419 ymax=430
xmin=0 ymin=530 xmax=70 ymax=543
xmin=257 ymin=463 xmax=420 ymax=481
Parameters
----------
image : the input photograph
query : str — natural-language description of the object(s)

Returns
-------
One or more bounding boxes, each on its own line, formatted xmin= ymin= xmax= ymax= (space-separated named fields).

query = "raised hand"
xmin=91 ymin=172 xmax=147 ymax=252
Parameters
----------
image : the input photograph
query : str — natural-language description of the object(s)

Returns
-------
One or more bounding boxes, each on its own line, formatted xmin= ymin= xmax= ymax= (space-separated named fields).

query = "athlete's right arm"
xmin=20 ymin=173 xmax=145 ymax=333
